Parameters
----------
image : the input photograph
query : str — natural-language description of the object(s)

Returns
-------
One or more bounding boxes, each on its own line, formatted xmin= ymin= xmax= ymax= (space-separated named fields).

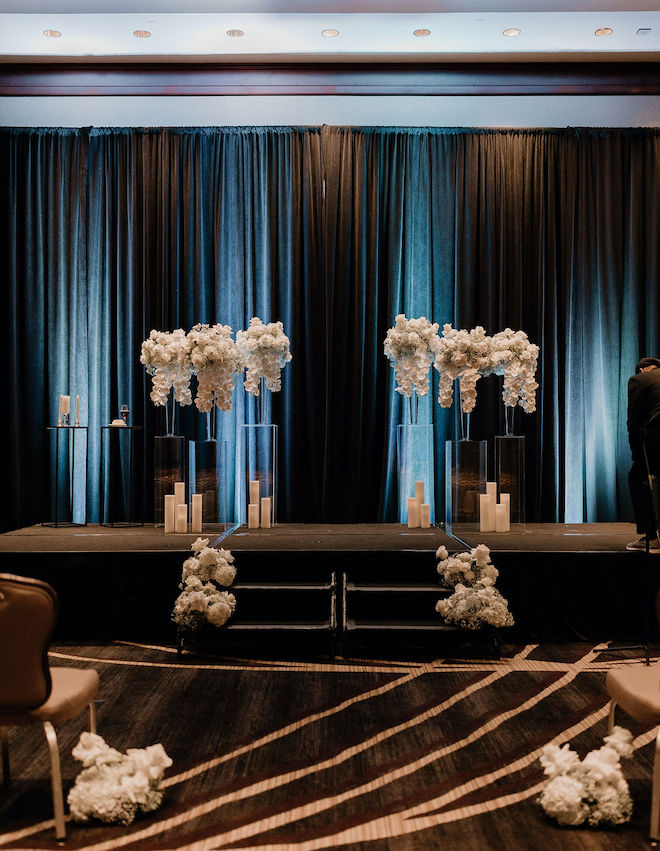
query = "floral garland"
xmin=236 ymin=317 xmax=292 ymax=396
xmin=383 ymin=314 xmax=440 ymax=398
xmin=188 ymin=323 xmax=243 ymax=413
xmin=433 ymin=325 xmax=492 ymax=413
xmin=539 ymin=727 xmax=633 ymax=827
xmin=435 ymin=544 xmax=514 ymax=630
xmin=172 ymin=537 xmax=237 ymax=630
xmin=67 ymin=732 xmax=172 ymax=826
xmin=485 ymin=328 xmax=540 ymax=412
xmin=140 ymin=329 xmax=194 ymax=407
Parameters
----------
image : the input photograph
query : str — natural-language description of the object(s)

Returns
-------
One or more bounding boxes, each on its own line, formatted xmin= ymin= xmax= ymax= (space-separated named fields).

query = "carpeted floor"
xmin=1 ymin=640 xmax=658 ymax=850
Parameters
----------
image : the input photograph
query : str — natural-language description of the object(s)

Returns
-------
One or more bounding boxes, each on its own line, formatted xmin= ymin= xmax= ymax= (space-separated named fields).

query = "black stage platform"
xmin=0 ymin=522 xmax=652 ymax=650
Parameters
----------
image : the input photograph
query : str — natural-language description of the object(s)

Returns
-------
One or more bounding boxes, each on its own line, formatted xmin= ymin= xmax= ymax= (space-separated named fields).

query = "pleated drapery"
xmin=2 ymin=126 xmax=659 ymax=531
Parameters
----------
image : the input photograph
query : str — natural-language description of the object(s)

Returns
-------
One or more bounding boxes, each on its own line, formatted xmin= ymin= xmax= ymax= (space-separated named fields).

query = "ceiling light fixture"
xmin=595 ymin=26 xmax=613 ymax=36
xmin=413 ymin=29 xmax=431 ymax=38
xmin=502 ymin=27 xmax=521 ymax=37
xmin=226 ymin=29 xmax=244 ymax=37
xmin=321 ymin=29 xmax=339 ymax=38
xmin=133 ymin=29 xmax=151 ymax=38
xmin=43 ymin=29 xmax=61 ymax=38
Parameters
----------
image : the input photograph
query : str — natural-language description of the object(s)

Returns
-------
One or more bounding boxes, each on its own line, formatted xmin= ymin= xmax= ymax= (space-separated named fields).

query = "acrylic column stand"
xmin=154 ymin=435 xmax=185 ymax=524
xmin=44 ymin=426 xmax=88 ymax=527
xmin=242 ymin=424 xmax=277 ymax=526
xmin=99 ymin=426 xmax=143 ymax=526
xmin=189 ymin=439 xmax=230 ymax=530
xmin=445 ymin=439 xmax=487 ymax=534
xmin=397 ymin=424 xmax=435 ymax=524
xmin=495 ymin=435 xmax=526 ymax=524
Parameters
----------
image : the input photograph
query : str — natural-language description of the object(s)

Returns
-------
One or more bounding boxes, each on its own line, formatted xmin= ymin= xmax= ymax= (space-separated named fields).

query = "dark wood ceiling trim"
xmin=1 ymin=62 xmax=660 ymax=96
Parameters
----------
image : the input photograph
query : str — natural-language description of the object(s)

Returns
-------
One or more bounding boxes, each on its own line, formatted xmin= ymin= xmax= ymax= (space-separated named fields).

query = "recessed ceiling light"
xmin=321 ymin=29 xmax=339 ymax=38
xmin=595 ymin=27 xmax=613 ymax=37
xmin=133 ymin=30 xmax=151 ymax=38
xmin=413 ymin=29 xmax=431 ymax=38
xmin=502 ymin=28 xmax=521 ymax=37
xmin=226 ymin=29 xmax=244 ymax=37
xmin=43 ymin=29 xmax=61 ymax=38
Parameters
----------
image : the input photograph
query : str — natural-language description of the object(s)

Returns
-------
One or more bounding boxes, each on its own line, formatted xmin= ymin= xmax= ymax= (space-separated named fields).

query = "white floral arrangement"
xmin=67 ymin=732 xmax=172 ymax=826
xmin=188 ymin=323 xmax=243 ymax=413
xmin=435 ymin=544 xmax=514 ymax=630
xmin=140 ymin=329 xmax=194 ymax=407
xmin=484 ymin=328 xmax=540 ymax=412
xmin=383 ymin=314 xmax=440 ymax=398
xmin=236 ymin=317 xmax=292 ymax=396
xmin=172 ymin=537 xmax=237 ymax=630
xmin=539 ymin=726 xmax=633 ymax=827
xmin=433 ymin=325 xmax=493 ymax=413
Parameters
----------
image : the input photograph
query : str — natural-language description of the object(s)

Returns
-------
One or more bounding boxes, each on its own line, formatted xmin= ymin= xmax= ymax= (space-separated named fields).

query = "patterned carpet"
xmin=1 ymin=641 xmax=659 ymax=850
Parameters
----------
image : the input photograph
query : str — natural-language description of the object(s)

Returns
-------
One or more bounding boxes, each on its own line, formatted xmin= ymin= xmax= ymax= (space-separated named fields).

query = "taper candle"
xmin=261 ymin=497 xmax=272 ymax=529
xmin=175 ymin=504 xmax=187 ymax=533
xmin=191 ymin=494 xmax=202 ymax=533
xmin=164 ymin=495 xmax=176 ymax=534
xmin=75 ymin=395 xmax=79 ymax=425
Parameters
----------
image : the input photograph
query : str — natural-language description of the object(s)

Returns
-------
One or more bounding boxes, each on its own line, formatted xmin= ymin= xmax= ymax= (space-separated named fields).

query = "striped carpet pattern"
xmin=1 ymin=641 xmax=658 ymax=850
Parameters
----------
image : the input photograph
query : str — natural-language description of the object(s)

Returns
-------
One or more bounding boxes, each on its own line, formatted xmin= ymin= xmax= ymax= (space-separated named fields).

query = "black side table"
xmin=99 ymin=425 xmax=144 ymax=526
xmin=44 ymin=426 xmax=88 ymax=527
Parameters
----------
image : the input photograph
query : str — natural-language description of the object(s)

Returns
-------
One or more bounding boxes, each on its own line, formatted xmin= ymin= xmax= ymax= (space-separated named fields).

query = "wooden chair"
xmin=606 ymin=666 xmax=660 ymax=840
xmin=0 ymin=572 xmax=99 ymax=842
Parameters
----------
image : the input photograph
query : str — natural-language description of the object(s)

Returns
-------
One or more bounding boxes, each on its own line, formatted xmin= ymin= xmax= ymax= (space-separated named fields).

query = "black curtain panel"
xmin=2 ymin=126 xmax=659 ymax=532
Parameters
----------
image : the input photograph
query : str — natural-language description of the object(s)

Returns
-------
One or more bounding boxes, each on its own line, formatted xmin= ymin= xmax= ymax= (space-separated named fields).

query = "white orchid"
xmin=236 ymin=317 xmax=292 ymax=395
xmin=383 ymin=314 xmax=440 ymax=398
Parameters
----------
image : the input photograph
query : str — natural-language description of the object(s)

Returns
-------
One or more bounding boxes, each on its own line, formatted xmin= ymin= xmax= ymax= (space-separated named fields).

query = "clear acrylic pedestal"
xmin=154 ymin=435 xmax=185 ymax=524
xmin=99 ymin=425 xmax=143 ymax=526
xmin=242 ymin=424 xmax=277 ymax=527
xmin=397 ymin=424 xmax=435 ymax=524
xmin=189 ymin=438 xmax=230 ymax=530
xmin=445 ymin=439 xmax=487 ymax=534
xmin=495 ymin=435 xmax=526 ymax=524
xmin=44 ymin=426 xmax=88 ymax=526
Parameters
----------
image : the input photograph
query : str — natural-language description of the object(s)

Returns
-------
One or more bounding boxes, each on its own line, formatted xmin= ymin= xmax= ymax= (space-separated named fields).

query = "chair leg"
xmin=42 ymin=721 xmax=66 ymax=842
xmin=651 ymin=728 xmax=660 ymax=841
xmin=1 ymin=726 xmax=9 ymax=785
xmin=607 ymin=699 xmax=617 ymax=734
xmin=88 ymin=702 xmax=97 ymax=735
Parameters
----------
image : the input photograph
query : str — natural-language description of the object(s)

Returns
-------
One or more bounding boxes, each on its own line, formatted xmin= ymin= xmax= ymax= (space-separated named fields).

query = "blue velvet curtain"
xmin=2 ymin=125 xmax=659 ymax=531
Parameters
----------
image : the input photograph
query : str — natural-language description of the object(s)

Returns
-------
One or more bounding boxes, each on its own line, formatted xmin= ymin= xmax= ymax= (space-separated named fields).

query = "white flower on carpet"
xmin=383 ymin=314 xmax=440 ymax=398
xmin=172 ymin=539 xmax=237 ymax=631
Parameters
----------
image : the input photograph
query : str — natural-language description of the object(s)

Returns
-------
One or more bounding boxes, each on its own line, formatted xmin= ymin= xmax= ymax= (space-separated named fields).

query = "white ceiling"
xmin=0 ymin=2 xmax=658 ymax=62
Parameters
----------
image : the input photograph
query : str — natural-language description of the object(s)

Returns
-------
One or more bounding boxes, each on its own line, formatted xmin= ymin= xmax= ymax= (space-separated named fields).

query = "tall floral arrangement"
xmin=539 ymin=727 xmax=633 ymax=827
xmin=67 ymin=732 xmax=172 ymax=826
xmin=383 ymin=314 xmax=440 ymax=398
xmin=484 ymin=328 xmax=540 ymax=412
xmin=435 ymin=544 xmax=514 ymax=629
xmin=172 ymin=537 xmax=237 ymax=630
xmin=433 ymin=325 xmax=493 ymax=413
xmin=188 ymin=323 xmax=243 ymax=413
xmin=236 ymin=317 xmax=292 ymax=396
xmin=140 ymin=329 xmax=194 ymax=407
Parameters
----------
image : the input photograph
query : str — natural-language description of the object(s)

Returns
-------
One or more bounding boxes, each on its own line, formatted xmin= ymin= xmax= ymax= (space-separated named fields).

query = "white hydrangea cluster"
xmin=236 ymin=317 xmax=292 ymax=396
xmin=188 ymin=323 xmax=243 ymax=413
xmin=539 ymin=727 xmax=633 ymax=827
xmin=488 ymin=328 xmax=540 ymax=412
xmin=172 ymin=537 xmax=237 ymax=630
xmin=435 ymin=544 xmax=514 ymax=630
xmin=383 ymin=314 xmax=440 ymax=398
xmin=140 ymin=329 xmax=194 ymax=406
xmin=433 ymin=325 xmax=492 ymax=412
xmin=67 ymin=732 xmax=172 ymax=826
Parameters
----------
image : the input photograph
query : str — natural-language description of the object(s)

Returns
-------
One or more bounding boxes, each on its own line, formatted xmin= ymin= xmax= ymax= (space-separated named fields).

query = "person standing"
xmin=626 ymin=357 xmax=660 ymax=552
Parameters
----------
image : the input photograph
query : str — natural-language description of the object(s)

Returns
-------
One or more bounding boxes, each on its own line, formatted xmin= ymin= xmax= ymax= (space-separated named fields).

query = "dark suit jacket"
xmin=627 ymin=367 xmax=660 ymax=461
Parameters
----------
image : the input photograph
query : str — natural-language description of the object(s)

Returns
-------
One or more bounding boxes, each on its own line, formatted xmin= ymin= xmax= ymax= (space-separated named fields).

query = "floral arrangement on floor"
xmin=236 ymin=317 xmax=292 ymax=395
xmin=539 ymin=726 xmax=633 ymax=827
xmin=187 ymin=323 xmax=243 ymax=412
xmin=140 ymin=328 xmax=194 ymax=407
xmin=67 ymin=732 xmax=172 ymax=826
xmin=484 ymin=327 xmax=540 ymax=412
xmin=435 ymin=544 xmax=514 ymax=629
xmin=433 ymin=325 xmax=493 ymax=413
xmin=172 ymin=537 xmax=237 ymax=630
xmin=383 ymin=314 xmax=440 ymax=398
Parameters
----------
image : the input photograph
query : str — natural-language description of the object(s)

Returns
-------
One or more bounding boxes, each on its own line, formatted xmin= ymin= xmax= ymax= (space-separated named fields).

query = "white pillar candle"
xmin=191 ymin=494 xmax=203 ymax=533
xmin=414 ymin=480 xmax=424 ymax=504
xmin=175 ymin=504 xmax=187 ymax=533
xmin=486 ymin=481 xmax=497 ymax=503
xmin=407 ymin=497 xmax=420 ymax=528
xmin=248 ymin=503 xmax=259 ymax=529
xmin=419 ymin=503 xmax=431 ymax=528
xmin=487 ymin=494 xmax=496 ymax=531
xmin=61 ymin=395 xmax=70 ymax=414
xmin=261 ymin=497 xmax=272 ymax=528
xmin=495 ymin=503 xmax=507 ymax=532
xmin=164 ymin=494 xmax=176 ymax=534
xmin=500 ymin=493 xmax=511 ymax=531
xmin=479 ymin=494 xmax=490 ymax=532
xmin=174 ymin=481 xmax=186 ymax=508
xmin=249 ymin=480 xmax=260 ymax=506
